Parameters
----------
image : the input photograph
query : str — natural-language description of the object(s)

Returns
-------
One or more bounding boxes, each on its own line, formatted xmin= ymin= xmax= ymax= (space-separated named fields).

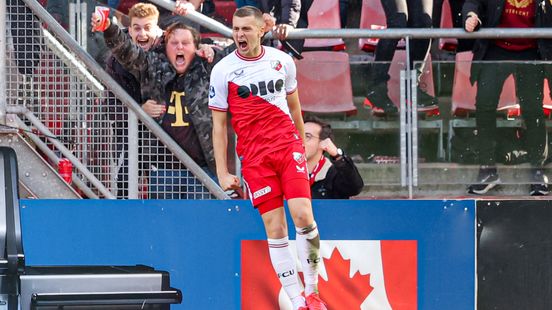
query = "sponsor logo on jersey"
xmin=253 ymin=186 xmax=272 ymax=199
xmin=209 ymin=85 xmax=215 ymax=99
xmin=296 ymin=165 xmax=305 ymax=173
xmin=271 ymin=60 xmax=282 ymax=71
xmin=293 ymin=152 xmax=305 ymax=164
xmin=236 ymin=79 xmax=285 ymax=99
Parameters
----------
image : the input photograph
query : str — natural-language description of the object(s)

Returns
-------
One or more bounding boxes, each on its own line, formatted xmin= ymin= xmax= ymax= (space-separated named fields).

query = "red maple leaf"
xmin=317 ymin=247 xmax=373 ymax=309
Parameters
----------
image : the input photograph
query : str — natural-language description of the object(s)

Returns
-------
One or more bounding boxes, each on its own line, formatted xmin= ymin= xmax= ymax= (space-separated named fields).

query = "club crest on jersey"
xmin=293 ymin=152 xmax=305 ymax=164
xmin=209 ymin=85 xmax=215 ymax=99
xmin=271 ymin=60 xmax=282 ymax=71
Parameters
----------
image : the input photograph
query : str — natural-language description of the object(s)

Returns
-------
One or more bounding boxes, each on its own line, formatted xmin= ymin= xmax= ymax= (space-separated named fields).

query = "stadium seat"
xmin=213 ymin=0 xmax=236 ymax=27
xmin=296 ymin=51 xmax=356 ymax=115
xmin=451 ymin=51 xmax=519 ymax=118
xmin=303 ymin=0 xmax=346 ymax=51
xmin=543 ymin=79 xmax=552 ymax=118
xmin=358 ymin=0 xmax=405 ymax=53
xmin=364 ymin=50 xmax=437 ymax=117
xmin=439 ymin=0 xmax=458 ymax=51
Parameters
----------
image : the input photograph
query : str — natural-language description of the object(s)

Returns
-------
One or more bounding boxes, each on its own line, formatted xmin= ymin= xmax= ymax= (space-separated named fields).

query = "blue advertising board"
xmin=20 ymin=199 xmax=475 ymax=309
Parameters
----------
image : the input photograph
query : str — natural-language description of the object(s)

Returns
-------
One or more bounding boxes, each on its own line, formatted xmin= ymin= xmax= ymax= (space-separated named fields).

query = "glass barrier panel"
xmin=302 ymin=52 xmax=405 ymax=198
xmin=415 ymin=57 xmax=552 ymax=198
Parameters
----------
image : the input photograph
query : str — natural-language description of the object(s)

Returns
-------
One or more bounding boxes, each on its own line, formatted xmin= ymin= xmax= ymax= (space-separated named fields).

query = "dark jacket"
xmin=311 ymin=156 xmax=364 ymax=199
xmin=103 ymin=23 xmax=217 ymax=173
xmin=462 ymin=0 xmax=552 ymax=62
xmin=258 ymin=0 xmax=301 ymax=26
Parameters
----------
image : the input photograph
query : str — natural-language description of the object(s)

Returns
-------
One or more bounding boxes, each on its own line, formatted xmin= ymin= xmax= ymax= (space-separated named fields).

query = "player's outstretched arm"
xmin=212 ymin=110 xmax=241 ymax=190
xmin=287 ymin=90 xmax=306 ymax=143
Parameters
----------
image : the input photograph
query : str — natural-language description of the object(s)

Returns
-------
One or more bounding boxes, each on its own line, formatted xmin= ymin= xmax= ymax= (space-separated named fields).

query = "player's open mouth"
xmin=238 ymin=41 xmax=248 ymax=49
xmin=176 ymin=54 xmax=185 ymax=65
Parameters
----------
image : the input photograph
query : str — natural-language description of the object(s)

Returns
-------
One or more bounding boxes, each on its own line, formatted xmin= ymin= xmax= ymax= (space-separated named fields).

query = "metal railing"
xmin=4 ymin=0 xmax=228 ymax=199
xmin=5 ymin=0 xmax=552 ymax=199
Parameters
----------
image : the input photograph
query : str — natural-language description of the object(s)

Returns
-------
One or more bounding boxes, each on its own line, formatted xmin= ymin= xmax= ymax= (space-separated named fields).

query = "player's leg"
xmin=287 ymin=196 xmax=325 ymax=307
xmin=281 ymin=149 xmax=326 ymax=309
xmin=244 ymin=159 xmax=307 ymax=310
xmin=259 ymin=197 xmax=307 ymax=310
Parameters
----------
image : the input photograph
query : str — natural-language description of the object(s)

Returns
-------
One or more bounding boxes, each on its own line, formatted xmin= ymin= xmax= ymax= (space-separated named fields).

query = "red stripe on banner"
xmin=381 ymin=240 xmax=418 ymax=310
xmin=242 ymin=240 xmax=281 ymax=310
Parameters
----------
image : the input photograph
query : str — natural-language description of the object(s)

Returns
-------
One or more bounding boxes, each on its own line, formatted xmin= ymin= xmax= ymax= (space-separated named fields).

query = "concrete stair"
xmin=356 ymin=163 xmax=552 ymax=199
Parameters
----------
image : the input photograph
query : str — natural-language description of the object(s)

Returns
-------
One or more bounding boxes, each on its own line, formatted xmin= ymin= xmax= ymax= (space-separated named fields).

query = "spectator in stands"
xmin=94 ymin=3 xmax=222 ymax=199
xmin=46 ymin=0 xmax=110 ymax=67
xmin=304 ymin=116 xmax=364 ymax=199
xmin=258 ymin=0 xmax=312 ymax=57
xmin=463 ymin=0 xmax=551 ymax=196
xmin=432 ymin=0 xmax=473 ymax=52
xmin=104 ymin=2 xmax=164 ymax=198
xmin=364 ymin=0 xmax=438 ymax=115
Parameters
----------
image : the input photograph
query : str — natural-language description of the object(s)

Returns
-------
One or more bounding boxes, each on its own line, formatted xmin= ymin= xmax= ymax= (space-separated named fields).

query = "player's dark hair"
xmin=234 ymin=6 xmax=264 ymax=23
xmin=165 ymin=21 xmax=200 ymax=49
xmin=304 ymin=115 xmax=334 ymax=141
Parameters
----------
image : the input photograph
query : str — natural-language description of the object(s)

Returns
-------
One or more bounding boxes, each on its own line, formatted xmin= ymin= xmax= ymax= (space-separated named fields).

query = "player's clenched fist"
xmin=219 ymin=173 xmax=241 ymax=191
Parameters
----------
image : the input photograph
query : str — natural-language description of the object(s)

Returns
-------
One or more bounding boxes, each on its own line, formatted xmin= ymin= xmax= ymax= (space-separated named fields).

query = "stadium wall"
xmin=19 ymin=199 xmax=475 ymax=310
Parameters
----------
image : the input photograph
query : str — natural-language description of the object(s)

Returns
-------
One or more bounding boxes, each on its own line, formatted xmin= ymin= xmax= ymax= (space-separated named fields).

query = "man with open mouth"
xmin=93 ymin=1 xmax=222 ymax=199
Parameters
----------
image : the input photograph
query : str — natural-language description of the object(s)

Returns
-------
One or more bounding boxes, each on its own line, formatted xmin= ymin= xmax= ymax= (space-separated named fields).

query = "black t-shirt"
xmin=160 ymin=75 xmax=207 ymax=168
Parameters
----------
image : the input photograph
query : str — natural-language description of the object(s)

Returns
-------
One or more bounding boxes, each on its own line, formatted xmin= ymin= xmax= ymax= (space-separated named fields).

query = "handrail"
xmin=277 ymin=28 xmax=552 ymax=40
xmin=148 ymin=0 xmax=232 ymax=37
xmin=148 ymin=0 xmax=552 ymax=40
xmin=20 ymin=0 xmax=229 ymax=200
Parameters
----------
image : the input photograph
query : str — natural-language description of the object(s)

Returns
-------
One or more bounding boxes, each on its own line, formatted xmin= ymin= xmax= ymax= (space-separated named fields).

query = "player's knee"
xmin=289 ymin=199 xmax=314 ymax=227
xmin=265 ymin=222 xmax=288 ymax=239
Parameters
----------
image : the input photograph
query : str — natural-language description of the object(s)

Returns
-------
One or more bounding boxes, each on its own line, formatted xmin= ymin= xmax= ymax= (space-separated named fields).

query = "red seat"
xmin=451 ymin=52 xmax=520 ymax=117
xmin=364 ymin=50 xmax=437 ymax=116
xmin=439 ymin=0 xmax=458 ymax=51
xmin=296 ymin=51 xmax=356 ymax=114
xmin=544 ymin=80 xmax=552 ymax=117
xmin=213 ymin=0 xmax=236 ymax=27
xmin=303 ymin=0 xmax=346 ymax=51
xmin=358 ymin=0 xmax=405 ymax=53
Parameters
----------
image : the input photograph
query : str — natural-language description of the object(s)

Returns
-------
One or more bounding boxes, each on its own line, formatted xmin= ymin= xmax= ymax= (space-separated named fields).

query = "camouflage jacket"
xmin=103 ymin=23 xmax=218 ymax=173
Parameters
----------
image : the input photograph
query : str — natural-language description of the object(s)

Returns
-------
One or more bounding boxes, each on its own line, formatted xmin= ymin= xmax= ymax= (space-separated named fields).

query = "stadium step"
xmin=356 ymin=163 xmax=552 ymax=198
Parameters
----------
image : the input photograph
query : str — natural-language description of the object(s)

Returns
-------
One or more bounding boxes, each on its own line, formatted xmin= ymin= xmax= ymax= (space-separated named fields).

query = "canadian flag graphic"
xmin=242 ymin=240 xmax=417 ymax=310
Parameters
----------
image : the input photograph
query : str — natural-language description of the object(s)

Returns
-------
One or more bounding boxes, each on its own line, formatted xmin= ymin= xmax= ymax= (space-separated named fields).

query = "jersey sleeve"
xmin=208 ymin=64 xmax=228 ymax=111
xmin=284 ymin=55 xmax=298 ymax=95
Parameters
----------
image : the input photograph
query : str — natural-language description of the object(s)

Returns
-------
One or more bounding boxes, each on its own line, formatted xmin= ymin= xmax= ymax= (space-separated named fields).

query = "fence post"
xmin=0 ymin=0 xmax=6 ymax=125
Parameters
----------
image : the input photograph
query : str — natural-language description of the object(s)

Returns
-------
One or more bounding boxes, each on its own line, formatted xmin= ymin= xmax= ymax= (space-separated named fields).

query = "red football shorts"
xmin=242 ymin=142 xmax=311 ymax=214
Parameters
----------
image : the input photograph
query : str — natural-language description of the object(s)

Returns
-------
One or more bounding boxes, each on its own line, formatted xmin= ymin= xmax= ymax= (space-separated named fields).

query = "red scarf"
xmin=309 ymin=155 xmax=327 ymax=186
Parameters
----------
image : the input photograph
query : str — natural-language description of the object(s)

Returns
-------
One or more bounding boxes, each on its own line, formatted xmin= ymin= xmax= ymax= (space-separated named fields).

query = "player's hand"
xmin=319 ymin=138 xmax=339 ymax=157
xmin=464 ymin=13 xmax=480 ymax=32
xmin=90 ymin=11 xmax=110 ymax=32
xmin=263 ymin=13 xmax=276 ymax=33
xmin=219 ymin=173 xmax=241 ymax=191
xmin=174 ymin=0 xmax=196 ymax=16
xmin=273 ymin=24 xmax=294 ymax=41
xmin=197 ymin=44 xmax=215 ymax=63
xmin=142 ymin=99 xmax=166 ymax=118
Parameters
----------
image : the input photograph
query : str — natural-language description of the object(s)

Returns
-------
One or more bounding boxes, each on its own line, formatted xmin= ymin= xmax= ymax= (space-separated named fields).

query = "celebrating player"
xmin=209 ymin=6 xmax=327 ymax=310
